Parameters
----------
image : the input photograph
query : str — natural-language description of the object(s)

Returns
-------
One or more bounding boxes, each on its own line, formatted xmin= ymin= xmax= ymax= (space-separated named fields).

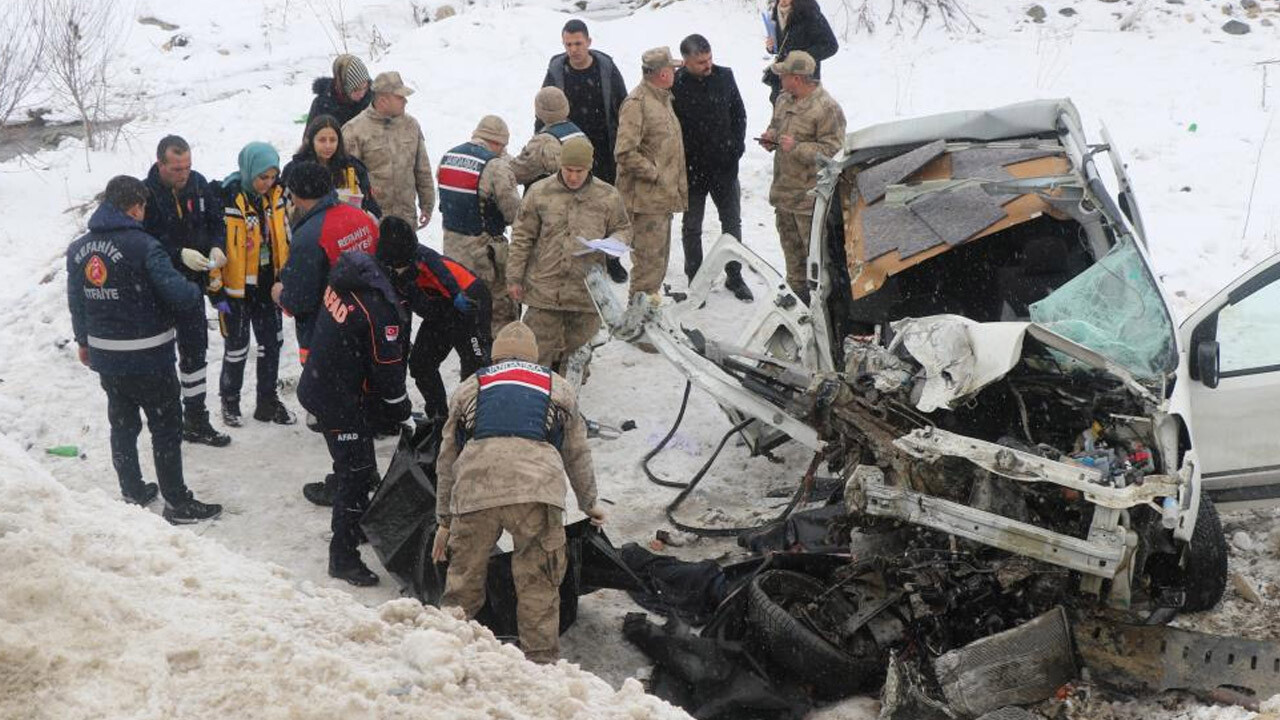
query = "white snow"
xmin=2 ymin=0 xmax=1280 ymax=718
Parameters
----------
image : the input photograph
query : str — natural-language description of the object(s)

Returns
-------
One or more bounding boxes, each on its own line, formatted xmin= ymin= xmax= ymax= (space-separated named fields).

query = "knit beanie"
xmin=333 ymin=54 xmax=371 ymax=96
xmin=491 ymin=321 xmax=539 ymax=363
xmin=287 ymin=160 xmax=333 ymax=200
xmin=534 ymin=87 xmax=570 ymax=125
xmin=559 ymin=136 xmax=594 ymax=169
xmin=376 ymin=216 xmax=418 ymax=267
xmin=472 ymin=115 xmax=510 ymax=147
xmin=228 ymin=141 xmax=280 ymax=198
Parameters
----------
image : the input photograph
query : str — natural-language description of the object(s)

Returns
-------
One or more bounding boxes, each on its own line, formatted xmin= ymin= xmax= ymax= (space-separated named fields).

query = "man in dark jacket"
xmin=306 ymin=54 xmax=372 ymax=128
xmin=381 ymin=216 xmax=492 ymax=420
xmin=297 ymin=238 xmax=415 ymax=586
xmin=672 ymin=35 xmax=753 ymax=302
xmin=277 ymin=161 xmax=379 ymax=364
xmin=541 ymin=19 xmax=630 ymax=284
xmin=143 ymin=135 xmax=232 ymax=447
xmin=67 ymin=175 xmax=222 ymax=524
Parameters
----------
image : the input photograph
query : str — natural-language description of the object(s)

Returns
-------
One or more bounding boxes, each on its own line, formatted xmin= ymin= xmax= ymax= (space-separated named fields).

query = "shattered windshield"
xmin=1029 ymin=239 xmax=1177 ymax=379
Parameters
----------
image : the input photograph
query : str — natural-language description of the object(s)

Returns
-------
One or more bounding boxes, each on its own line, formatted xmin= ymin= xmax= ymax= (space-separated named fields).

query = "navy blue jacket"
xmin=67 ymin=203 xmax=202 ymax=375
xmin=297 ymin=252 xmax=410 ymax=429
xmin=280 ymin=192 xmax=379 ymax=350
xmin=143 ymin=164 xmax=225 ymax=269
xmin=307 ymin=76 xmax=372 ymax=128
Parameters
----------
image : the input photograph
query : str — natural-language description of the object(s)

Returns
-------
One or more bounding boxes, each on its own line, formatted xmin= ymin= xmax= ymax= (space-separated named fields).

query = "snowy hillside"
xmin=2 ymin=0 xmax=1280 ymax=717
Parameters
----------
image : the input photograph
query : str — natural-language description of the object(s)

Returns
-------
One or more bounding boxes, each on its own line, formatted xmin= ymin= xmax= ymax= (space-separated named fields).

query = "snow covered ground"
xmin=2 ymin=0 xmax=1280 ymax=717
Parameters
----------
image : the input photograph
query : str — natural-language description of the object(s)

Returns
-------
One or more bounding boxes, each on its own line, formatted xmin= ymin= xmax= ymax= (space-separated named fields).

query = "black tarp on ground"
xmin=361 ymin=420 xmax=647 ymax=638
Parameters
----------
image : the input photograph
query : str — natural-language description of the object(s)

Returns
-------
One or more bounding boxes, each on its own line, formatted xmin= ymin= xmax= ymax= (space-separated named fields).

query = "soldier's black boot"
xmin=183 ymin=408 xmax=232 ymax=447
xmin=724 ymin=261 xmax=754 ymax=302
xmin=303 ymin=473 xmax=337 ymax=507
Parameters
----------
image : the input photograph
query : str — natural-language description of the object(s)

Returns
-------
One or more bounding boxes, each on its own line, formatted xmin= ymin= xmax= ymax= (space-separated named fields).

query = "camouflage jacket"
xmin=342 ymin=106 xmax=437 ymax=224
xmin=613 ymin=82 xmax=688 ymax=215
xmin=507 ymin=174 xmax=632 ymax=313
xmin=767 ymin=85 xmax=846 ymax=215
xmin=436 ymin=368 xmax=597 ymax=526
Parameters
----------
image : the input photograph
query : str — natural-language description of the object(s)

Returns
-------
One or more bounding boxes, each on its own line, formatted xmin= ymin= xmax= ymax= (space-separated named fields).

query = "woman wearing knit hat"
xmin=283 ymin=114 xmax=382 ymax=218
xmin=510 ymin=87 xmax=586 ymax=188
xmin=306 ymin=54 xmax=372 ymax=128
xmin=212 ymin=141 xmax=296 ymax=427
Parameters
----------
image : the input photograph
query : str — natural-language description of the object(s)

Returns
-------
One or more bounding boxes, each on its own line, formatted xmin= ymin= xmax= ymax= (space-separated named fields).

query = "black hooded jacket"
xmin=307 ymin=76 xmax=373 ymax=129
xmin=297 ymin=251 xmax=410 ymax=429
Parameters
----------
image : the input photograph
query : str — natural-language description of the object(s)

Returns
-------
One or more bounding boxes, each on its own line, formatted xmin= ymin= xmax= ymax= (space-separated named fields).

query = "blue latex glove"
xmin=452 ymin=292 xmax=476 ymax=316
xmin=214 ymin=300 xmax=231 ymax=315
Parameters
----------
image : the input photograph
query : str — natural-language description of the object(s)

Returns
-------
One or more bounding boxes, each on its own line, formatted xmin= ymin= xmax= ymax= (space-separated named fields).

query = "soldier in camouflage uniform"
xmin=758 ymin=51 xmax=845 ymax=305
xmin=438 ymin=115 xmax=523 ymax=333
xmin=511 ymin=87 xmax=586 ymax=187
xmin=613 ymin=47 xmax=688 ymax=300
xmin=507 ymin=137 xmax=632 ymax=375
xmin=432 ymin=321 xmax=605 ymax=664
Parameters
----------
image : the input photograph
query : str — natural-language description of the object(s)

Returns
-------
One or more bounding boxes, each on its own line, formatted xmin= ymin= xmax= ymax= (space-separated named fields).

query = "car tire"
xmin=746 ymin=569 xmax=882 ymax=700
xmin=1180 ymin=497 xmax=1228 ymax=612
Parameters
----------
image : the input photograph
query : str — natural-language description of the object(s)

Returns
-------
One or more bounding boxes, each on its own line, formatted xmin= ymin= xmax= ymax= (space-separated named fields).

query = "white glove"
xmin=180 ymin=248 xmax=213 ymax=271
xmin=399 ymin=417 xmax=417 ymax=438
xmin=209 ymin=247 xmax=228 ymax=269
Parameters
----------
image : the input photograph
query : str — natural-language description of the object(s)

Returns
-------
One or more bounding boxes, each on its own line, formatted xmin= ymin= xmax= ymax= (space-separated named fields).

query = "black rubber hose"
xmin=642 ymin=381 xmax=694 ymax=489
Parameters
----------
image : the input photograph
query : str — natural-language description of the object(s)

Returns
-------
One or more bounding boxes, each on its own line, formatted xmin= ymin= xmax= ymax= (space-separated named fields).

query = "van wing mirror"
xmin=1197 ymin=340 xmax=1220 ymax=389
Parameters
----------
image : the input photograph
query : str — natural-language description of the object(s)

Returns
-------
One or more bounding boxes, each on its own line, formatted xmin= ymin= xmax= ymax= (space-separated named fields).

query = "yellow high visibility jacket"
xmin=212 ymin=184 xmax=291 ymax=298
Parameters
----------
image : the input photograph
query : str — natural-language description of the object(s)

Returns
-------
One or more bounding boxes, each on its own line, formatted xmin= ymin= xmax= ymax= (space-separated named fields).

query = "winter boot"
xmin=724 ymin=262 xmax=754 ymax=302
xmin=254 ymin=395 xmax=297 ymax=425
xmin=606 ymin=256 xmax=629 ymax=283
xmin=329 ymin=556 xmax=379 ymax=587
xmin=163 ymin=497 xmax=223 ymax=524
xmin=302 ymin=473 xmax=336 ymax=507
xmin=183 ymin=409 xmax=232 ymax=447
xmin=122 ymin=482 xmax=159 ymax=507
xmin=221 ymin=397 xmax=243 ymax=428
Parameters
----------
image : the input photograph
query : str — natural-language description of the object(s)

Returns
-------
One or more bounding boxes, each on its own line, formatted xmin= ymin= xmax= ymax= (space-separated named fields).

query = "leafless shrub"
xmin=837 ymin=0 xmax=979 ymax=38
xmin=305 ymin=0 xmax=352 ymax=54
xmin=0 ymin=1 xmax=47 ymax=128
xmin=43 ymin=0 xmax=123 ymax=157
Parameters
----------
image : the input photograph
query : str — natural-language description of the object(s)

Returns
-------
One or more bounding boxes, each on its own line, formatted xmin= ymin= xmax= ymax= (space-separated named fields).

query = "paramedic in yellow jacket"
xmin=211 ymin=142 xmax=297 ymax=428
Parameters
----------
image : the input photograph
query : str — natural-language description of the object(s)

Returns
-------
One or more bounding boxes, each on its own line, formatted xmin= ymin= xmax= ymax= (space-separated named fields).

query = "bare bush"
xmin=305 ymin=0 xmax=352 ymax=54
xmin=0 ymin=1 xmax=47 ymax=128
xmin=43 ymin=0 xmax=122 ymax=154
xmin=838 ymin=0 xmax=979 ymax=38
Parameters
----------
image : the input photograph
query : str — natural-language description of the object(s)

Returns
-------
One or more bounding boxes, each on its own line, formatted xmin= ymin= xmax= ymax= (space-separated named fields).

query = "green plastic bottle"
xmin=46 ymin=445 xmax=79 ymax=457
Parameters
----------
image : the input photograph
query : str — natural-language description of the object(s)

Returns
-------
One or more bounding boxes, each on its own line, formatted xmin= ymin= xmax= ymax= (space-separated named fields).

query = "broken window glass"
xmin=1029 ymin=240 xmax=1176 ymax=378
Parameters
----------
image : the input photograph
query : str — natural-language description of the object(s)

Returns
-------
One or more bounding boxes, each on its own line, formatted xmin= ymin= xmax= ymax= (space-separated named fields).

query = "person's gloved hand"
xmin=452 ymin=291 xmax=476 ymax=316
xmin=214 ymin=299 xmax=231 ymax=315
xmin=399 ymin=416 xmax=416 ymax=438
xmin=209 ymin=247 xmax=228 ymax=269
xmin=586 ymin=505 xmax=607 ymax=527
xmin=180 ymin=248 xmax=213 ymax=271
xmin=431 ymin=525 xmax=450 ymax=563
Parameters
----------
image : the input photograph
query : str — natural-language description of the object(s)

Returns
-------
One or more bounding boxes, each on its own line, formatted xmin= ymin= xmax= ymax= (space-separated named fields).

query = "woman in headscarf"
xmin=282 ymin=114 xmax=381 ymax=218
xmin=212 ymin=141 xmax=296 ymax=427
xmin=764 ymin=0 xmax=838 ymax=104
xmin=307 ymin=54 xmax=371 ymax=127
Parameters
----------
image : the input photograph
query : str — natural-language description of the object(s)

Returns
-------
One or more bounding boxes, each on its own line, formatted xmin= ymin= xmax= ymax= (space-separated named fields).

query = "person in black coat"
xmin=142 ymin=134 xmax=232 ymax=448
xmin=306 ymin=54 xmax=372 ymax=128
xmin=282 ymin=114 xmax=382 ymax=218
xmin=764 ymin=0 xmax=838 ymax=104
xmin=541 ymin=18 xmax=631 ymax=284
xmin=297 ymin=241 xmax=414 ymax=587
xmin=67 ymin=175 xmax=222 ymax=524
xmin=672 ymin=34 xmax=753 ymax=302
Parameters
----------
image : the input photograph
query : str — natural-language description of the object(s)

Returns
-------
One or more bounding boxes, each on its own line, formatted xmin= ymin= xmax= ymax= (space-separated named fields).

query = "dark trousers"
xmin=219 ymin=284 xmax=283 ymax=404
xmin=100 ymin=370 xmax=191 ymax=504
xmin=681 ymin=169 xmax=743 ymax=280
xmin=323 ymin=427 xmax=377 ymax=566
xmin=176 ymin=305 xmax=209 ymax=414
xmin=409 ymin=286 xmax=493 ymax=419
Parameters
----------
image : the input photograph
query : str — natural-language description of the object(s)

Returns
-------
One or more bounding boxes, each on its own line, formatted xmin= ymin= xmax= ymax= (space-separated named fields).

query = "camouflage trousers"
xmin=522 ymin=306 xmax=601 ymax=377
xmin=442 ymin=502 xmax=567 ymax=664
xmin=442 ymin=231 xmax=518 ymax=334
xmin=774 ymin=210 xmax=813 ymax=297
xmin=628 ymin=212 xmax=673 ymax=297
